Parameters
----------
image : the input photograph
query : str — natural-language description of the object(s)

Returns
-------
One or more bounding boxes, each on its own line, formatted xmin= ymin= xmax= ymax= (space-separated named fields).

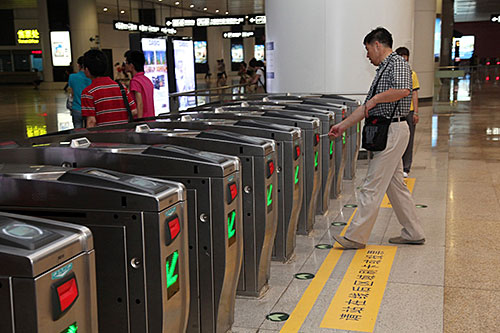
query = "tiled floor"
xmin=0 ymin=74 xmax=499 ymax=332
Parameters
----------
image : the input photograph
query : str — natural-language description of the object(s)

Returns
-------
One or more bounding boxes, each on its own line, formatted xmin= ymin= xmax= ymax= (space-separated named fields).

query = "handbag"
xmin=117 ymin=82 xmax=134 ymax=122
xmin=361 ymin=53 xmax=400 ymax=151
xmin=361 ymin=102 xmax=398 ymax=151
xmin=66 ymin=95 xmax=73 ymax=110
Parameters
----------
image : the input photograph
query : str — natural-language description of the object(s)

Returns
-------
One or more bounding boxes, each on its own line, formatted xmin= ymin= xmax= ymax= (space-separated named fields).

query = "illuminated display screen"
xmin=141 ymin=38 xmax=170 ymax=115
xmin=231 ymin=44 xmax=244 ymax=63
xmin=60 ymin=322 xmax=78 ymax=333
xmin=173 ymin=39 xmax=196 ymax=110
xmin=166 ymin=251 xmax=180 ymax=299
xmin=194 ymin=41 xmax=207 ymax=64
xmin=434 ymin=18 xmax=441 ymax=58
xmin=254 ymin=44 xmax=265 ymax=61
xmin=451 ymin=36 xmax=475 ymax=60
xmin=50 ymin=31 xmax=72 ymax=67
xmin=227 ymin=210 xmax=236 ymax=246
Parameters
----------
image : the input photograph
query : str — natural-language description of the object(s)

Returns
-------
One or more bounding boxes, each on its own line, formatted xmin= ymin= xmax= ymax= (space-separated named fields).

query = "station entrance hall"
xmin=0 ymin=0 xmax=499 ymax=332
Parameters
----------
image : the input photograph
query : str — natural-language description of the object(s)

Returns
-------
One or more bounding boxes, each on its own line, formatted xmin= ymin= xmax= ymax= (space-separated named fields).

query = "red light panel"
xmin=487 ymin=61 xmax=491 ymax=65
xmin=168 ymin=218 xmax=180 ymax=240
xmin=57 ymin=278 xmax=78 ymax=312
xmin=294 ymin=145 xmax=301 ymax=160
xmin=486 ymin=76 xmax=490 ymax=81
xmin=227 ymin=182 xmax=238 ymax=204
xmin=314 ymin=133 xmax=320 ymax=146
xmin=31 ymin=50 xmax=42 ymax=54
xmin=267 ymin=160 xmax=275 ymax=178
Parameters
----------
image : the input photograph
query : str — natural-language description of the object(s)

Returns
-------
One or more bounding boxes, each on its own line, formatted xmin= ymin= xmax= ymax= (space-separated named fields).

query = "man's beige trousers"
xmin=345 ymin=120 xmax=426 ymax=244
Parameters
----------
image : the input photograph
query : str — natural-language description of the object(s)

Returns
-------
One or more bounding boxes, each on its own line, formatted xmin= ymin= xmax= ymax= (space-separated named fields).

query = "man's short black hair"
xmin=77 ymin=56 xmax=84 ymax=67
xmin=125 ymin=50 xmax=145 ymax=72
xmin=395 ymin=46 xmax=410 ymax=57
xmin=363 ymin=27 xmax=393 ymax=48
xmin=83 ymin=49 xmax=108 ymax=77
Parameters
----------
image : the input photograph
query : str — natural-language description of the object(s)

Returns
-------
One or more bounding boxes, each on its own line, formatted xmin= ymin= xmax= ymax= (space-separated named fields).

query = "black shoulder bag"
xmin=117 ymin=82 xmax=134 ymax=122
xmin=361 ymin=55 xmax=400 ymax=152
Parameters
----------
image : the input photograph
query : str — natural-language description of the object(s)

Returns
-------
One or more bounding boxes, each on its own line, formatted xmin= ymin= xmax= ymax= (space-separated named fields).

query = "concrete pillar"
xmin=68 ymin=0 xmax=99 ymax=71
xmin=265 ymin=0 xmax=415 ymax=96
xmin=413 ymin=0 xmax=436 ymax=98
xmin=37 ymin=0 xmax=53 ymax=82
xmin=440 ymin=0 xmax=454 ymax=66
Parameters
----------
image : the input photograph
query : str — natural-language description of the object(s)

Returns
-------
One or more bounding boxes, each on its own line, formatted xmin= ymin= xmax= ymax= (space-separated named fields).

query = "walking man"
xmin=328 ymin=27 xmax=425 ymax=249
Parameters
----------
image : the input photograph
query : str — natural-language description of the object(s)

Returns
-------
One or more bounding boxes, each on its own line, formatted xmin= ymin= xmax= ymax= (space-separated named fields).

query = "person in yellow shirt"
xmin=396 ymin=47 xmax=419 ymax=177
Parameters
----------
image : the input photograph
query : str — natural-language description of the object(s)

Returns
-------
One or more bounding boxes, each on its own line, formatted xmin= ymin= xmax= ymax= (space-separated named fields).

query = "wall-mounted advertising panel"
xmin=231 ymin=44 xmax=244 ymax=63
xmin=254 ymin=45 xmax=265 ymax=61
xmin=50 ymin=31 xmax=72 ymax=67
xmin=141 ymin=38 xmax=170 ymax=114
xmin=434 ymin=18 xmax=441 ymax=59
xmin=173 ymin=39 xmax=196 ymax=110
xmin=194 ymin=41 xmax=207 ymax=64
xmin=451 ymin=36 xmax=475 ymax=61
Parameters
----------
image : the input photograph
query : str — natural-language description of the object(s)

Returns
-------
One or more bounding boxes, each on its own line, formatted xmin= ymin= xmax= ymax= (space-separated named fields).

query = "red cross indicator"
xmin=314 ymin=133 xmax=320 ymax=146
xmin=227 ymin=182 xmax=238 ymax=204
xmin=267 ymin=160 xmax=275 ymax=178
xmin=294 ymin=145 xmax=301 ymax=160
xmin=165 ymin=215 xmax=181 ymax=246
xmin=51 ymin=273 xmax=79 ymax=320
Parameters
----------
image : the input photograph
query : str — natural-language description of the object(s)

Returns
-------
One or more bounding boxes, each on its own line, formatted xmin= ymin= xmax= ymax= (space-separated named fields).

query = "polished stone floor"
xmin=0 ymin=75 xmax=499 ymax=332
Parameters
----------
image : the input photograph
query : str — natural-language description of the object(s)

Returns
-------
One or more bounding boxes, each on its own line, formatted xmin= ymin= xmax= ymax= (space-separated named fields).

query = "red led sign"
xmin=228 ymin=182 xmax=238 ymax=204
xmin=267 ymin=160 xmax=275 ymax=178
xmin=294 ymin=145 xmax=301 ymax=160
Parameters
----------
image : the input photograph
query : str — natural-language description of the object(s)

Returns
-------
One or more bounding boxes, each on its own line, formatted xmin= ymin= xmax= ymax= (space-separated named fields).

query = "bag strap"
xmin=117 ymin=81 xmax=134 ymax=122
xmin=368 ymin=54 xmax=394 ymax=100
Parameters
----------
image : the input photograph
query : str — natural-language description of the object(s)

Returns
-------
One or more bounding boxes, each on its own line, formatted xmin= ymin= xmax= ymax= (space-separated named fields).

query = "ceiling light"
xmin=190 ymin=4 xmax=194 ymax=8
xmin=245 ymin=15 xmax=248 ymax=18
xmin=203 ymin=7 xmax=207 ymax=11
xmin=158 ymin=0 xmax=162 ymax=2
xmin=103 ymin=7 xmax=108 ymax=12
xmin=175 ymin=1 xmax=180 ymax=4
xmin=215 ymin=9 xmax=219 ymax=13
xmin=225 ymin=11 xmax=229 ymax=15
xmin=120 ymin=10 xmax=125 ymax=14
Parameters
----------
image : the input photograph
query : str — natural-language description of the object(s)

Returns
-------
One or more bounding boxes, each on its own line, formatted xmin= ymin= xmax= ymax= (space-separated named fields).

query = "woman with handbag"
xmin=328 ymin=27 xmax=425 ymax=249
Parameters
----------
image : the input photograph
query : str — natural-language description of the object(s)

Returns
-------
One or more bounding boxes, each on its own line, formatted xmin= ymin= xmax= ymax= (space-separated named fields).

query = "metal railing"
xmin=168 ymin=82 xmax=259 ymax=112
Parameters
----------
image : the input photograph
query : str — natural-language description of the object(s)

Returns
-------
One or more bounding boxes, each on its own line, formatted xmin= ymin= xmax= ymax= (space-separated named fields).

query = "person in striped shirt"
xmin=81 ymin=49 xmax=136 ymax=128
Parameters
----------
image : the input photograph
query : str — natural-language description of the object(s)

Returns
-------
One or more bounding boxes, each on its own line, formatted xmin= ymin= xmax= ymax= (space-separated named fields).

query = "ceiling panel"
xmin=455 ymin=0 xmax=500 ymax=22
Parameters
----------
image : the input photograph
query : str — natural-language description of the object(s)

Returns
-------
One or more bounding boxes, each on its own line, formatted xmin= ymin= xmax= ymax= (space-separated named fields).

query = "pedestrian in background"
xmin=67 ymin=56 xmax=92 ymax=128
xmin=124 ymin=50 xmax=155 ymax=118
xmin=329 ymin=27 xmax=425 ymax=249
xmin=81 ymin=49 xmax=136 ymax=128
xmin=395 ymin=46 xmax=420 ymax=177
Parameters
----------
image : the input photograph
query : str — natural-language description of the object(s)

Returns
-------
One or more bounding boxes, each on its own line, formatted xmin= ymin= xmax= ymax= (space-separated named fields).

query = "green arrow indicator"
xmin=416 ymin=204 xmax=428 ymax=208
xmin=344 ymin=204 xmax=358 ymax=208
xmin=61 ymin=323 xmax=78 ymax=333
xmin=228 ymin=211 xmax=236 ymax=239
xmin=266 ymin=312 xmax=290 ymax=322
xmin=315 ymin=244 xmax=333 ymax=250
xmin=294 ymin=273 xmax=315 ymax=280
xmin=357 ymin=122 xmax=360 ymax=133
xmin=294 ymin=165 xmax=299 ymax=184
xmin=331 ymin=222 xmax=347 ymax=226
xmin=342 ymin=132 xmax=346 ymax=145
xmin=267 ymin=184 xmax=273 ymax=206
xmin=314 ymin=151 xmax=319 ymax=168
xmin=330 ymin=141 xmax=334 ymax=156
xmin=166 ymin=251 xmax=179 ymax=288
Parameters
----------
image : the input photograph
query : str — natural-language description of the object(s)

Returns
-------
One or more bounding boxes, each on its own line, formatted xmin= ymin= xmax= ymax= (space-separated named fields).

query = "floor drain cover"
xmin=294 ymin=273 xmax=315 ymax=280
xmin=331 ymin=222 xmax=347 ymax=226
xmin=266 ymin=312 xmax=289 ymax=322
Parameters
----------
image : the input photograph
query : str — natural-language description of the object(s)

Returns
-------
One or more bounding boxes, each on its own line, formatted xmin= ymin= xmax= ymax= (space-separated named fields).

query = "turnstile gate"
xmin=29 ymin=129 xmax=278 ymax=300
xmin=0 ymin=164 xmax=188 ymax=333
xmin=0 ymin=143 xmax=242 ymax=333
xmin=0 ymin=212 xmax=98 ymax=333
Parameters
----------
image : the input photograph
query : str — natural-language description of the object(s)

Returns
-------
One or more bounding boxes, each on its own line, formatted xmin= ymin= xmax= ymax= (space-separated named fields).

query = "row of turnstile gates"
xmin=0 ymin=94 xmax=360 ymax=332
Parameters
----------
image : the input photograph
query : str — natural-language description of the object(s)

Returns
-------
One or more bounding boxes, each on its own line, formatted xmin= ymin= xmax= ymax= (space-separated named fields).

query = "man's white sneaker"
xmin=403 ymin=172 xmax=409 ymax=178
